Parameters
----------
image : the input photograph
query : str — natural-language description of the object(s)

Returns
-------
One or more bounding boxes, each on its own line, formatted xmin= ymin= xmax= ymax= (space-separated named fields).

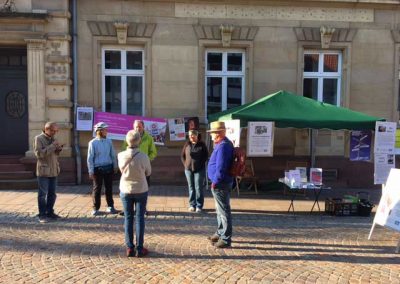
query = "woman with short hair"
xmin=118 ymin=130 xmax=151 ymax=257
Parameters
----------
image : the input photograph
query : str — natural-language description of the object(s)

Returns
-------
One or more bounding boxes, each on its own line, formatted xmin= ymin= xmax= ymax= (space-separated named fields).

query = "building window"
xmin=102 ymin=48 xmax=144 ymax=115
xmin=303 ymin=51 xmax=342 ymax=106
xmin=205 ymin=50 xmax=245 ymax=118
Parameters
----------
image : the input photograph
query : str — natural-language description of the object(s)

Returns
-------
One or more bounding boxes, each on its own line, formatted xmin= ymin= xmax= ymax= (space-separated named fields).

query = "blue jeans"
xmin=211 ymin=183 xmax=232 ymax=244
xmin=120 ymin=191 xmax=148 ymax=252
xmin=184 ymin=169 xmax=205 ymax=209
xmin=37 ymin=176 xmax=57 ymax=216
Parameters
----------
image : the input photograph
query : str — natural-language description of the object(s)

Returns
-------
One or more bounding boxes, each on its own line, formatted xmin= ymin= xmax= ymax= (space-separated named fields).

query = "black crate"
xmin=325 ymin=198 xmax=359 ymax=216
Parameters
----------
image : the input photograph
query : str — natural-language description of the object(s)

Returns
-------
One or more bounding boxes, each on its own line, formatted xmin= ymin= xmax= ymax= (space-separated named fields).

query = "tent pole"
xmin=310 ymin=129 xmax=316 ymax=168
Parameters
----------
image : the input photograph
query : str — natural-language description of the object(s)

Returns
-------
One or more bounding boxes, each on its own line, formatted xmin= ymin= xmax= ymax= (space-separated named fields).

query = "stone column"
xmin=25 ymin=39 xmax=46 ymax=157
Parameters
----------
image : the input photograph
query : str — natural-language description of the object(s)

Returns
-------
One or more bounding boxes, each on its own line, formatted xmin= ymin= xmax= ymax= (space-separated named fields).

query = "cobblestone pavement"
xmin=0 ymin=185 xmax=399 ymax=283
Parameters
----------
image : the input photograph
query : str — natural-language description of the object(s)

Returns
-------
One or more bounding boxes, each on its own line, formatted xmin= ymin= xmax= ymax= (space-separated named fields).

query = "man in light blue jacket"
xmin=87 ymin=122 xmax=118 ymax=216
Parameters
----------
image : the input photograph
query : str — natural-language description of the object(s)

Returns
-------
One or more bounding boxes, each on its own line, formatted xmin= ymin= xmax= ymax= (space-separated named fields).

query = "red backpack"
xmin=229 ymin=147 xmax=246 ymax=177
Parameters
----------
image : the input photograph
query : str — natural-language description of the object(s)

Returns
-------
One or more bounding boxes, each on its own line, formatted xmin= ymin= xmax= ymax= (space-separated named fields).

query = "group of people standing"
xmin=33 ymin=119 xmax=234 ymax=257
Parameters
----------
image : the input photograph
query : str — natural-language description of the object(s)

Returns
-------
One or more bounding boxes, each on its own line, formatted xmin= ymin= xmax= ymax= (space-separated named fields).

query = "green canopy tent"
xmin=208 ymin=90 xmax=385 ymax=167
xmin=208 ymin=90 xmax=384 ymax=130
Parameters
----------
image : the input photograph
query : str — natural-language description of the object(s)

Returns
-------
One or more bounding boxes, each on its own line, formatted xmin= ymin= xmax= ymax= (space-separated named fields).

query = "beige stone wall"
xmin=76 ymin=0 xmax=400 ymax=159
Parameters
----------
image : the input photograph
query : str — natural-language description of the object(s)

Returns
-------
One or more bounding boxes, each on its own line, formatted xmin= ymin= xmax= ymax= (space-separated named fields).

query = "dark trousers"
xmin=92 ymin=169 xmax=114 ymax=210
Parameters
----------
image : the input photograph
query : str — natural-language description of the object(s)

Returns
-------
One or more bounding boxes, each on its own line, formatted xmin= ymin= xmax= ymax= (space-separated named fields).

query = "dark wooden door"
xmin=0 ymin=47 xmax=28 ymax=155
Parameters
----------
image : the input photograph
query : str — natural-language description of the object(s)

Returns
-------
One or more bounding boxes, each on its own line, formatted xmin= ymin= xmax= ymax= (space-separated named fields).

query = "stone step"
xmin=0 ymin=155 xmax=23 ymax=164
xmin=0 ymin=171 xmax=35 ymax=180
xmin=0 ymin=179 xmax=37 ymax=190
xmin=0 ymin=164 xmax=25 ymax=171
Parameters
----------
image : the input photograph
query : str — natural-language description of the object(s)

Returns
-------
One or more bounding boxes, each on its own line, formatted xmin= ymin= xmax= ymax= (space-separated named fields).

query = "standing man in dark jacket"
xmin=207 ymin=121 xmax=234 ymax=248
xmin=181 ymin=129 xmax=208 ymax=213
xmin=34 ymin=121 xmax=63 ymax=223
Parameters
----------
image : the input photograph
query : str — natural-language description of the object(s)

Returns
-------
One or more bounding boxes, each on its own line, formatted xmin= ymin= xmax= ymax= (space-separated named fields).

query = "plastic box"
xmin=325 ymin=198 xmax=359 ymax=216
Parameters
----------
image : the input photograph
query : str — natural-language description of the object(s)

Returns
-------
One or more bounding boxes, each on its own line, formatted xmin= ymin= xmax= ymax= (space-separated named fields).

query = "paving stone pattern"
xmin=0 ymin=185 xmax=399 ymax=283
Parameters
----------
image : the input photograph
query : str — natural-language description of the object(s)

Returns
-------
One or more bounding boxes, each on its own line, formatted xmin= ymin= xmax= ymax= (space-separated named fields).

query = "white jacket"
xmin=118 ymin=148 xmax=152 ymax=194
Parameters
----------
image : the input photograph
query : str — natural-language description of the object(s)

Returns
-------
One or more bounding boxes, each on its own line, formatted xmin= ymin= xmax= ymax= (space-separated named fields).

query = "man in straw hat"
xmin=207 ymin=121 xmax=234 ymax=248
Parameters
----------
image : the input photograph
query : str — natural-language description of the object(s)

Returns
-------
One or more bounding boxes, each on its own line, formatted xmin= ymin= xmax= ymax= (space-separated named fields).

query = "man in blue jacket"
xmin=207 ymin=121 xmax=234 ymax=248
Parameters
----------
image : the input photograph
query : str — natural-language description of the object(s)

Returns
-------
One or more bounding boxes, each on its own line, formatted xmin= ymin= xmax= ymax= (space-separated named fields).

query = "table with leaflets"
xmin=279 ymin=178 xmax=331 ymax=215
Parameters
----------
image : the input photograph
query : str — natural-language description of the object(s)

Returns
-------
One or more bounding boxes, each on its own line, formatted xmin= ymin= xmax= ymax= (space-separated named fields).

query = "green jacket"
xmin=122 ymin=131 xmax=157 ymax=161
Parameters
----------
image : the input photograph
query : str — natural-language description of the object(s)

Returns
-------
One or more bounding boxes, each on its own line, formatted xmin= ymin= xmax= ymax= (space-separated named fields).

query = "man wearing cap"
xmin=87 ymin=122 xmax=118 ymax=216
xmin=34 ymin=121 xmax=63 ymax=223
xmin=207 ymin=121 xmax=234 ymax=248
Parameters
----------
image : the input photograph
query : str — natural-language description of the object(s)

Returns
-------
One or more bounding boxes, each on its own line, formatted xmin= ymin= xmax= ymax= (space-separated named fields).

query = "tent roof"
xmin=208 ymin=90 xmax=385 ymax=130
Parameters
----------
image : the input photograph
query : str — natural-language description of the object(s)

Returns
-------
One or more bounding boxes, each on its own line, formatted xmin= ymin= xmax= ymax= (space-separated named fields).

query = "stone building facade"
xmin=2 ymin=0 xmax=400 ymax=187
xmin=0 ymin=0 xmax=74 ymax=184
xmin=75 ymin=0 xmax=400 ymax=187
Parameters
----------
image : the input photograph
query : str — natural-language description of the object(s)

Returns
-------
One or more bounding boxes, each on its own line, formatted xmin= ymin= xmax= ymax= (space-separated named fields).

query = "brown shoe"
xmin=207 ymin=234 xmax=219 ymax=243
xmin=126 ymin=248 xmax=135 ymax=257
xmin=213 ymin=239 xmax=231 ymax=248
xmin=136 ymin=247 xmax=148 ymax=258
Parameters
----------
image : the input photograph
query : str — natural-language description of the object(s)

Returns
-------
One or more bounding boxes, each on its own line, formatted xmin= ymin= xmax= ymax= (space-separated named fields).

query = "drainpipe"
xmin=71 ymin=0 xmax=81 ymax=184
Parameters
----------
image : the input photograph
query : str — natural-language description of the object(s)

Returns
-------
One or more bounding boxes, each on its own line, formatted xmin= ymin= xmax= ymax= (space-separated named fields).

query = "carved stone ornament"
xmin=320 ymin=26 xmax=336 ymax=49
xmin=5 ymin=91 xmax=26 ymax=118
xmin=220 ymin=25 xmax=234 ymax=47
xmin=114 ymin=22 xmax=129 ymax=45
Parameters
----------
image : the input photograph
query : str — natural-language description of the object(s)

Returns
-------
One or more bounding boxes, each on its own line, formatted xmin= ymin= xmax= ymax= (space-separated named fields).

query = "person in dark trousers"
xmin=34 ymin=121 xmax=63 ymax=223
xmin=181 ymin=129 xmax=208 ymax=213
xmin=87 ymin=122 xmax=118 ymax=216
xmin=207 ymin=121 xmax=234 ymax=248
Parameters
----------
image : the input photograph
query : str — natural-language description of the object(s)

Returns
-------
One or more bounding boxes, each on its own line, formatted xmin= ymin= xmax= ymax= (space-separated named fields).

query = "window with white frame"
xmin=102 ymin=48 xmax=144 ymax=115
xmin=205 ymin=50 xmax=245 ymax=118
xmin=303 ymin=51 xmax=342 ymax=106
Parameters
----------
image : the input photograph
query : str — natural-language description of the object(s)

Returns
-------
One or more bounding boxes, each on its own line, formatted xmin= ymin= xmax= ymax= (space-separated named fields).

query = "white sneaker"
xmin=196 ymin=208 xmax=202 ymax=213
xmin=188 ymin=207 xmax=195 ymax=212
xmin=91 ymin=210 xmax=99 ymax=216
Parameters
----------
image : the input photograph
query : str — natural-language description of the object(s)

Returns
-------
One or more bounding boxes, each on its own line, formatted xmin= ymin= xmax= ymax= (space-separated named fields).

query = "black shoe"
xmin=38 ymin=216 xmax=48 ymax=223
xmin=208 ymin=234 xmax=219 ymax=243
xmin=47 ymin=212 xmax=61 ymax=220
xmin=213 ymin=239 xmax=231 ymax=248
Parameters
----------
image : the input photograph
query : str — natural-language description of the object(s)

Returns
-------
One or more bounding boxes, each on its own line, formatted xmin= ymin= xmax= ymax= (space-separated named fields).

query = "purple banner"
xmin=350 ymin=130 xmax=372 ymax=161
xmin=93 ymin=112 xmax=167 ymax=145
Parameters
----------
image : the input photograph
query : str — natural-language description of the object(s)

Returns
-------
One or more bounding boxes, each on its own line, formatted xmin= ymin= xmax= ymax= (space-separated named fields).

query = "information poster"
xmin=76 ymin=107 xmax=93 ymax=131
xmin=168 ymin=118 xmax=186 ymax=141
xmin=224 ymin=119 xmax=241 ymax=147
xmin=374 ymin=153 xmax=395 ymax=184
xmin=350 ymin=130 xmax=372 ymax=161
xmin=247 ymin=121 xmax=274 ymax=157
xmin=93 ymin=112 xmax=167 ymax=145
xmin=374 ymin=121 xmax=396 ymax=154
xmin=373 ymin=168 xmax=400 ymax=232
xmin=310 ymin=168 xmax=322 ymax=185
xmin=395 ymin=129 xmax=400 ymax=155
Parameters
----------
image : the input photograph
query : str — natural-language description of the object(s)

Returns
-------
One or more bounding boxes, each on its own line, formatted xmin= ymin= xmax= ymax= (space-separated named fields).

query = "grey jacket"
xmin=34 ymin=132 xmax=60 ymax=177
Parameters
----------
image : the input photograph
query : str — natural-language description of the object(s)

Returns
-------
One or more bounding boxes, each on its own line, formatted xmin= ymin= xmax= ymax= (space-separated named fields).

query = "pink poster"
xmin=93 ymin=112 xmax=167 ymax=145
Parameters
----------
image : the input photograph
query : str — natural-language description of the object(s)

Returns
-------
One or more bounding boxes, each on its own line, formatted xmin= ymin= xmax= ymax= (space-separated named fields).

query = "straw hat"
xmin=207 ymin=121 xmax=226 ymax=132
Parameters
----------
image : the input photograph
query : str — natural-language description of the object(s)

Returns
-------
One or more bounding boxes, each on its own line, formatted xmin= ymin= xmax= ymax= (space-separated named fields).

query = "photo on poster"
xmin=350 ymin=130 xmax=372 ymax=161
xmin=184 ymin=117 xmax=199 ymax=132
xmin=76 ymin=107 xmax=93 ymax=131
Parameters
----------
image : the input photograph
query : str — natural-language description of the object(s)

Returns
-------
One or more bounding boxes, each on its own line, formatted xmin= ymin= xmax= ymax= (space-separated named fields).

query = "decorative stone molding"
xmin=176 ymin=3 xmax=373 ymax=23
xmin=114 ymin=21 xmax=128 ymax=44
xmin=46 ymin=78 xmax=72 ymax=86
xmin=47 ymin=55 xmax=71 ymax=64
xmin=46 ymin=33 xmax=71 ymax=41
xmin=87 ymin=21 xmax=156 ymax=38
xmin=294 ymin=27 xmax=357 ymax=44
xmin=220 ymin=25 xmax=234 ymax=47
xmin=320 ymin=26 xmax=335 ymax=49
xmin=193 ymin=25 xmax=258 ymax=41
xmin=25 ymin=38 xmax=46 ymax=50
xmin=47 ymin=99 xmax=73 ymax=108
